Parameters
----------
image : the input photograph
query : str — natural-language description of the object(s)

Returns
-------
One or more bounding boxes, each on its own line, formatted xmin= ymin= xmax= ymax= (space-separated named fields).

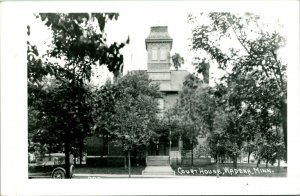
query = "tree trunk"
xmin=64 ymin=129 xmax=71 ymax=178
xmin=101 ymin=134 xmax=106 ymax=159
xmin=124 ymin=152 xmax=127 ymax=169
xmin=266 ymin=160 xmax=269 ymax=168
xmin=248 ymin=151 xmax=251 ymax=164
xmin=133 ymin=146 xmax=137 ymax=166
xmin=73 ymin=154 xmax=76 ymax=167
xmin=256 ymin=158 xmax=261 ymax=168
xmin=233 ymin=156 xmax=237 ymax=169
xmin=277 ymin=157 xmax=281 ymax=172
xmin=216 ymin=153 xmax=219 ymax=178
xmin=79 ymin=139 xmax=83 ymax=165
xmin=128 ymin=151 xmax=131 ymax=178
xmin=280 ymin=100 xmax=287 ymax=161
xmin=191 ymin=140 xmax=194 ymax=167
xmin=145 ymin=145 xmax=148 ymax=166
xmin=169 ymin=136 xmax=172 ymax=165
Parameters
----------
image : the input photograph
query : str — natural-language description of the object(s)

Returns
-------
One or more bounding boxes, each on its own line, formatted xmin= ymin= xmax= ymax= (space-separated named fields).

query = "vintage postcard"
xmin=1 ymin=0 xmax=299 ymax=195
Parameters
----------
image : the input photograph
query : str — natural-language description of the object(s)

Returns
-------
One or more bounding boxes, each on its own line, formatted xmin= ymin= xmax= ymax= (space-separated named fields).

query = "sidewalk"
xmin=74 ymin=173 xmax=176 ymax=178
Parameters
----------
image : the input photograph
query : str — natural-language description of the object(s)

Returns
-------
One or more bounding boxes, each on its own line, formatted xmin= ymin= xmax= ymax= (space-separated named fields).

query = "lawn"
xmin=172 ymin=163 xmax=287 ymax=177
xmin=75 ymin=165 xmax=146 ymax=175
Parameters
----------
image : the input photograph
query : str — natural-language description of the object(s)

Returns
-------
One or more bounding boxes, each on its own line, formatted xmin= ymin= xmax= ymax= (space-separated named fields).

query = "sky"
xmin=26 ymin=6 xmax=296 ymax=87
xmin=27 ymin=10 xmax=195 ymax=86
xmin=104 ymin=10 xmax=193 ymax=72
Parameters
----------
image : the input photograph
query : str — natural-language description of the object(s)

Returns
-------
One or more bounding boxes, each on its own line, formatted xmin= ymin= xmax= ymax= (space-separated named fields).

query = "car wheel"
xmin=52 ymin=170 xmax=65 ymax=179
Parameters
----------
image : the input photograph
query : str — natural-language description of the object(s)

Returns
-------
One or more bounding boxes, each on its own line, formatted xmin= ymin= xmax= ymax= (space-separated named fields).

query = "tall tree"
xmin=189 ymin=12 xmax=287 ymax=159
xmin=91 ymin=80 xmax=116 ymax=155
xmin=170 ymin=74 xmax=215 ymax=166
xmin=28 ymin=13 xmax=128 ymax=178
xmin=109 ymin=71 xmax=161 ymax=177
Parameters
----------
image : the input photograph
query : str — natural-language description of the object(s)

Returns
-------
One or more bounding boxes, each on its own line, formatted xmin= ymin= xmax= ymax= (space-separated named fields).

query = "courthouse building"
xmin=86 ymin=26 xmax=189 ymax=166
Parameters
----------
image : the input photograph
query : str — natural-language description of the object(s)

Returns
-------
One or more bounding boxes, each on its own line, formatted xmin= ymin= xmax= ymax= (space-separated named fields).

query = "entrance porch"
xmin=142 ymin=156 xmax=175 ymax=176
xmin=146 ymin=137 xmax=182 ymax=165
xmin=142 ymin=138 xmax=182 ymax=176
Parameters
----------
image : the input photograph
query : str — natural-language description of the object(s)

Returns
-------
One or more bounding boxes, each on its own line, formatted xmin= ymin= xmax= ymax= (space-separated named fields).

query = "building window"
xmin=152 ymin=49 xmax=158 ymax=60
xmin=160 ymin=48 xmax=167 ymax=60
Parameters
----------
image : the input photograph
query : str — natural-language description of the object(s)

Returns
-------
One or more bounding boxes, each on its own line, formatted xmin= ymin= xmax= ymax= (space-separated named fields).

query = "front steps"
xmin=142 ymin=156 xmax=175 ymax=176
xmin=142 ymin=166 xmax=175 ymax=176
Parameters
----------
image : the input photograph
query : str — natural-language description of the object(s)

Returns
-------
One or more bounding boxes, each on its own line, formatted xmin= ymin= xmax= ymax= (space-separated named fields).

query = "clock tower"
xmin=145 ymin=26 xmax=173 ymax=91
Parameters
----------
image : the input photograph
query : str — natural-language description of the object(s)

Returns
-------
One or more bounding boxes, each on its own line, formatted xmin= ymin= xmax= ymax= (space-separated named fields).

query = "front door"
xmin=147 ymin=141 xmax=168 ymax=156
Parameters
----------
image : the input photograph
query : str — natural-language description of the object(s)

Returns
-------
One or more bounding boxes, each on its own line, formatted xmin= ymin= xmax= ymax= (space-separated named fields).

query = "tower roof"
xmin=145 ymin=26 xmax=173 ymax=49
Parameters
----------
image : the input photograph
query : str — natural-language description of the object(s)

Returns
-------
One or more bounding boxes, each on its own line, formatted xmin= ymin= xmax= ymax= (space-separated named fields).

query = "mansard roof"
xmin=168 ymin=70 xmax=189 ymax=91
xmin=145 ymin=26 xmax=173 ymax=49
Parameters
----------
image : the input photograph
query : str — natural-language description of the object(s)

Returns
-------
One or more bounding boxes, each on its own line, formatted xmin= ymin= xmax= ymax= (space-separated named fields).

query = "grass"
xmin=75 ymin=165 xmax=146 ymax=175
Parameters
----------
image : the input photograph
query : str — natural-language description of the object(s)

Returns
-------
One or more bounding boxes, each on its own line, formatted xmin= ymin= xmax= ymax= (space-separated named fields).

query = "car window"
xmin=53 ymin=157 xmax=65 ymax=165
xmin=44 ymin=160 xmax=54 ymax=166
xmin=53 ymin=157 xmax=60 ymax=165
xmin=58 ymin=157 xmax=65 ymax=164
xmin=36 ymin=157 xmax=45 ymax=165
xmin=46 ymin=156 xmax=51 ymax=161
xmin=34 ymin=155 xmax=73 ymax=165
xmin=36 ymin=156 xmax=52 ymax=165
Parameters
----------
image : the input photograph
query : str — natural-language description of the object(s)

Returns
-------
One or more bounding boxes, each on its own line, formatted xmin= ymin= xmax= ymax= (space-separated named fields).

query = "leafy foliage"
xmin=166 ymin=74 xmax=216 ymax=164
xmin=189 ymin=12 xmax=287 ymax=164
xmin=192 ymin=57 xmax=210 ymax=84
xmin=28 ymin=13 xmax=128 ymax=177
xmin=111 ymin=71 xmax=161 ymax=151
xmin=171 ymin=53 xmax=184 ymax=70
xmin=38 ymin=13 xmax=127 ymax=80
xmin=91 ymin=71 xmax=161 ymax=177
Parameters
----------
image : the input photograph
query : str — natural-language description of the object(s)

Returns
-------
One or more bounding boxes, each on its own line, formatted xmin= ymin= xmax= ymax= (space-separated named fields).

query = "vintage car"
xmin=28 ymin=153 xmax=74 ymax=179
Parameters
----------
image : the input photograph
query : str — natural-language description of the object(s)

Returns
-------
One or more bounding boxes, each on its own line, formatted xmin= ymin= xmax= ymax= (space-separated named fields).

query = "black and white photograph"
xmin=1 ymin=1 xmax=299 ymax=195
